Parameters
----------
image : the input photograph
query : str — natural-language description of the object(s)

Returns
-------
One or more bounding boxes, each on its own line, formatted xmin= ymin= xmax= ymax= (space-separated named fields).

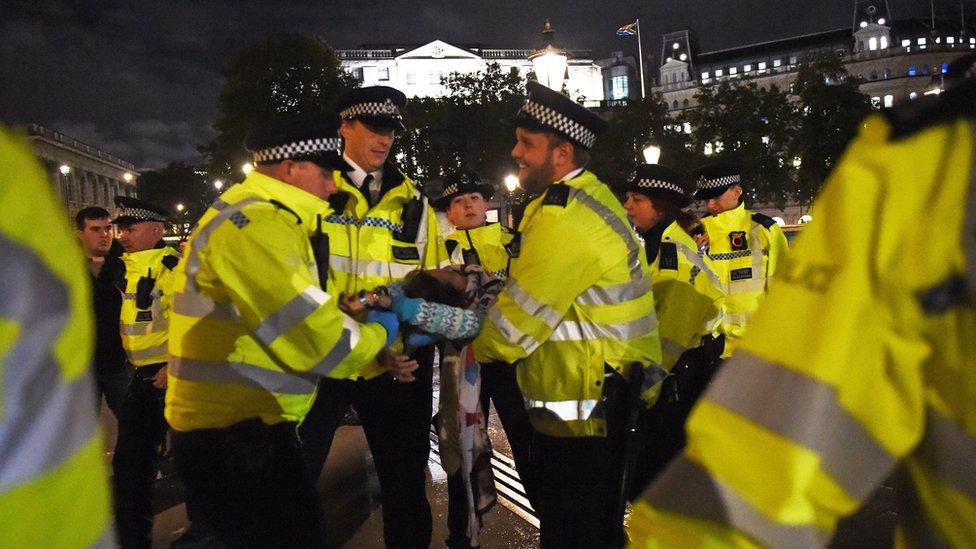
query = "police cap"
xmin=245 ymin=112 xmax=350 ymax=171
xmin=691 ymin=162 xmax=743 ymax=200
xmin=616 ymin=164 xmax=691 ymax=208
xmin=112 ymin=196 xmax=169 ymax=225
xmin=432 ymin=170 xmax=495 ymax=211
xmin=335 ymin=86 xmax=407 ymax=131
xmin=515 ymin=81 xmax=609 ymax=150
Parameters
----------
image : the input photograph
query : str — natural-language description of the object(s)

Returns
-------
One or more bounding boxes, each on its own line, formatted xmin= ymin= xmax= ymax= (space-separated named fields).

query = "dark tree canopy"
xmin=136 ymin=162 xmax=216 ymax=239
xmin=199 ymin=32 xmax=358 ymax=181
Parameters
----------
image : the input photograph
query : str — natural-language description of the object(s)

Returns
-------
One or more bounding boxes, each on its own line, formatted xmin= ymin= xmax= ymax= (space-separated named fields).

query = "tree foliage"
xmin=136 ymin=162 xmax=216 ymax=239
xmin=199 ymin=32 xmax=357 ymax=181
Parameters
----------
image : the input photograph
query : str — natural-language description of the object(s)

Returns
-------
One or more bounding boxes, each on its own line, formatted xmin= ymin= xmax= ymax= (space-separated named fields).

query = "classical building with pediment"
xmin=337 ymin=39 xmax=605 ymax=105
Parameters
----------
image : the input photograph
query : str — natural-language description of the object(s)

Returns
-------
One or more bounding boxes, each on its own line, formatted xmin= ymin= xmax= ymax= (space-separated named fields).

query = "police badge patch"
xmin=728 ymin=231 xmax=747 ymax=251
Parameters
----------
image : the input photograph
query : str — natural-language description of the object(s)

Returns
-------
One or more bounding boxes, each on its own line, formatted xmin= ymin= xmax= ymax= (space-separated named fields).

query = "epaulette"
xmin=327 ymin=191 xmax=351 ymax=214
xmin=383 ymin=161 xmax=409 ymax=188
xmin=542 ymin=184 xmax=570 ymax=207
xmin=269 ymin=199 xmax=302 ymax=224
xmin=445 ymin=239 xmax=459 ymax=256
xmin=161 ymin=254 xmax=179 ymax=271
xmin=885 ymin=79 xmax=976 ymax=140
xmin=750 ymin=212 xmax=777 ymax=229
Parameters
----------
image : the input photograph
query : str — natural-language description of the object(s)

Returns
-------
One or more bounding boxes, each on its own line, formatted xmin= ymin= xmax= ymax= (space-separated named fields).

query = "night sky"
xmin=0 ymin=0 xmax=939 ymax=169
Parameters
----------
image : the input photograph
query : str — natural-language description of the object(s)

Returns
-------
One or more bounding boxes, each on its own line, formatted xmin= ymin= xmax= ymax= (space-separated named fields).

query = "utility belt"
xmin=131 ymin=362 xmax=166 ymax=383
xmin=173 ymin=417 xmax=301 ymax=458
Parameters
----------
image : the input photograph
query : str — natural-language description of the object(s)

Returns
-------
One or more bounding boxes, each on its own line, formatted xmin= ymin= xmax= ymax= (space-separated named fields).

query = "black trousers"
xmin=529 ymin=403 xmax=628 ymax=548
xmin=300 ymin=345 xmax=435 ymax=548
xmin=93 ymin=358 xmax=131 ymax=417
xmin=172 ymin=419 xmax=324 ymax=548
xmin=445 ymin=361 xmax=534 ymax=548
xmin=113 ymin=363 xmax=168 ymax=549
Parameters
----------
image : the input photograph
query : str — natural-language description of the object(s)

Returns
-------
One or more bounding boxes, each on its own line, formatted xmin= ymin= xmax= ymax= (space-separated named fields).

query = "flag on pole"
xmin=616 ymin=21 xmax=637 ymax=36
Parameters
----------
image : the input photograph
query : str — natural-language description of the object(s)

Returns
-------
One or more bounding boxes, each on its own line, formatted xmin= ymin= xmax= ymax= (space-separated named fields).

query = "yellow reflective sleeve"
xmin=421 ymin=205 xmax=450 ymax=269
xmin=473 ymin=211 xmax=600 ymax=364
xmin=206 ymin=207 xmax=386 ymax=378
xmin=763 ymin=224 xmax=789 ymax=279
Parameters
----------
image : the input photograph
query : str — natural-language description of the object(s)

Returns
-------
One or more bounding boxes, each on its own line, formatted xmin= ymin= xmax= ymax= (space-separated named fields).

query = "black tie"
xmin=361 ymin=174 xmax=374 ymax=205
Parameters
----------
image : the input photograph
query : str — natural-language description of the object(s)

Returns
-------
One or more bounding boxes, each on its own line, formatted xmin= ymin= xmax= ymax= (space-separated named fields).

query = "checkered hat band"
xmin=252 ymin=138 xmax=342 ymax=163
xmin=697 ymin=174 xmax=741 ymax=189
xmin=443 ymin=183 xmax=458 ymax=196
xmin=340 ymin=101 xmax=402 ymax=119
xmin=637 ymin=179 xmax=684 ymax=194
xmin=118 ymin=207 xmax=165 ymax=222
xmin=520 ymin=99 xmax=596 ymax=149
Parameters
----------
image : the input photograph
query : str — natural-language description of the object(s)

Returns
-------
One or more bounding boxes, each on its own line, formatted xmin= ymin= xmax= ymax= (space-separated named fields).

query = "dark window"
xmin=672 ymin=100 xmax=679 ymax=108
xmin=683 ymin=98 xmax=689 ymax=107
xmin=883 ymin=68 xmax=891 ymax=78
xmin=921 ymin=65 xmax=930 ymax=75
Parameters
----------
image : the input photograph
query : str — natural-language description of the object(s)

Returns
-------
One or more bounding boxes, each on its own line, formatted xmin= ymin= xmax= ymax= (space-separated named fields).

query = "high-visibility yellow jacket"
xmin=649 ymin=222 xmax=721 ymax=371
xmin=165 ymin=172 xmax=388 ymax=432
xmin=701 ymin=203 xmax=789 ymax=357
xmin=629 ymin=107 xmax=976 ymax=547
xmin=120 ymin=244 xmax=179 ymax=367
xmin=473 ymin=170 xmax=661 ymax=437
xmin=324 ymin=166 xmax=449 ymax=379
xmin=445 ymin=222 xmax=514 ymax=279
xmin=0 ymin=128 xmax=113 ymax=547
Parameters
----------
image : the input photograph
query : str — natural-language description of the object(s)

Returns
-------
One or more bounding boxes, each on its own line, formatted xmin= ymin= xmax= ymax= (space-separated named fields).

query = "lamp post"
xmin=529 ymin=20 xmax=570 ymax=92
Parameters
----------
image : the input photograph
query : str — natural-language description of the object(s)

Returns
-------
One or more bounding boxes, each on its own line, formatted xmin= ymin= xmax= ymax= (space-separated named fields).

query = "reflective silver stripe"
xmin=91 ymin=526 xmax=117 ymax=548
xmin=310 ymin=314 xmax=362 ymax=376
xmin=645 ymin=455 xmax=828 ymax=548
xmin=168 ymin=356 xmax=317 ymax=395
xmin=674 ymin=241 xmax=723 ymax=289
xmin=172 ymin=291 xmax=239 ymax=321
xmin=127 ymin=342 xmax=169 ymax=362
xmin=642 ymin=364 xmax=669 ymax=393
xmin=525 ymin=398 xmax=601 ymax=421
xmin=487 ymin=305 xmax=541 ymax=355
xmin=727 ymin=277 xmax=766 ymax=294
xmin=184 ymin=198 xmax=263 ymax=292
xmin=750 ymin=223 xmax=765 ymax=282
xmin=571 ymin=186 xmax=643 ymax=280
xmin=122 ymin=323 xmax=149 ymax=335
xmin=576 ymin=277 xmax=651 ymax=307
xmin=549 ymin=314 xmax=657 ymax=342
xmin=505 ymin=277 xmax=563 ymax=329
xmin=660 ymin=336 xmax=688 ymax=360
xmin=706 ymin=352 xmax=897 ymax=500
xmin=328 ymin=255 xmax=417 ymax=280
xmin=0 ymin=235 xmax=99 ymax=492
xmin=917 ymin=408 xmax=976 ymax=502
xmin=254 ymin=285 xmax=330 ymax=346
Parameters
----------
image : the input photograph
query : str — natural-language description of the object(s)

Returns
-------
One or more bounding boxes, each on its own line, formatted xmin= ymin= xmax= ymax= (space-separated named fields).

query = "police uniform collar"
xmin=342 ymin=154 xmax=381 ymax=187
xmin=557 ymin=167 xmax=585 ymax=183
xmin=244 ymin=170 xmax=331 ymax=226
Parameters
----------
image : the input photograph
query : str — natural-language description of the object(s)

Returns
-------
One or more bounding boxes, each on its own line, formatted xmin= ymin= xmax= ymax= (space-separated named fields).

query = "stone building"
xmin=27 ymin=123 xmax=138 ymax=218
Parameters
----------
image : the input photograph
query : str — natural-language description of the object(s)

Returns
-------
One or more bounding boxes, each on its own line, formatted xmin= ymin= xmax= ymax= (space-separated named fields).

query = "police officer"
xmin=433 ymin=169 xmax=535 ymax=547
xmin=692 ymin=162 xmax=789 ymax=357
xmin=298 ymin=85 xmax=449 ymax=547
xmin=0 ymin=127 xmax=114 ymax=547
xmin=111 ymin=195 xmax=180 ymax=548
xmin=629 ymin=73 xmax=976 ymax=549
xmin=615 ymin=165 xmax=723 ymax=496
xmin=165 ymin=113 xmax=402 ymax=547
xmin=471 ymin=81 xmax=661 ymax=547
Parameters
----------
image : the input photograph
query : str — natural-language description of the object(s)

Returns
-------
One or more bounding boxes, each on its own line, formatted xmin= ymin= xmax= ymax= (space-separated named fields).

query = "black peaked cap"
xmin=335 ymin=86 xmax=407 ymax=131
xmin=514 ymin=80 xmax=609 ymax=150
xmin=432 ymin=170 xmax=495 ymax=211
xmin=691 ymin=162 xmax=743 ymax=200
xmin=616 ymin=164 xmax=691 ymax=208
xmin=245 ymin=112 xmax=350 ymax=171
xmin=112 ymin=196 xmax=169 ymax=225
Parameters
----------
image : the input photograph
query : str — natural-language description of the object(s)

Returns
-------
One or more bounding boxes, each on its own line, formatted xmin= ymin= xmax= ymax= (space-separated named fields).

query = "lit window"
xmin=715 ymin=69 xmax=724 ymax=77
xmin=883 ymin=95 xmax=894 ymax=108
xmin=761 ymin=136 xmax=770 ymax=145
xmin=942 ymin=62 xmax=949 ymax=74
xmin=743 ymin=64 xmax=752 ymax=72
xmin=789 ymin=56 xmax=797 ymax=65
xmin=972 ymin=38 xmax=976 ymax=44
xmin=758 ymin=61 xmax=767 ymax=72
xmin=918 ymin=37 xmax=927 ymax=45
xmin=909 ymin=91 xmax=918 ymax=99
xmin=773 ymin=59 xmax=782 ymax=67
xmin=871 ymin=96 xmax=881 ymax=108
xmin=935 ymin=37 xmax=941 ymax=44
xmin=901 ymin=39 xmax=911 ymax=47
xmin=869 ymin=37 xmax=878 ymax=50
xmin=704 ymin=142 xmax=714 ymax=156
xmin=880 ymin=36 xmax=888 ymax=49
xmin=701 ymin=71 xmax=710 ymax=79
xmin=908 ymin=65 xmax=917 ymax=76
xmin=729 ymin=67 xmax=737 ymax=75
xmin=683 ymin=122 xmax=691 ymax=134
xmin=377 ymin=67 xmax=390 ymax=81
xmin=610 ymin=75 xmax=628 ymax=100
xmin=948 ymin=36 xmax=956 ymax=44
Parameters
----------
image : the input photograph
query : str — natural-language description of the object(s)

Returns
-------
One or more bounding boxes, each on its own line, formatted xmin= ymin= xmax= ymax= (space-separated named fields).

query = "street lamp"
xmin=214 ymin=179 xmax=224 ymax=191
xmin=123 ymin=172 xmax=134 ymax=183
xmin=504 ymin=174 xmax=520 ymax=192
xmin=242 ymin=162 xmax=254 ymax=175
xmin=59 ymin=164 xmax=71 ymax=175
xmin=529 ymin=20 xmax=570 ymax=92
xmin=642 ymin=143 xmax=662 ymax=164
xmin=176 ymin=203 xmax=185 ymax=213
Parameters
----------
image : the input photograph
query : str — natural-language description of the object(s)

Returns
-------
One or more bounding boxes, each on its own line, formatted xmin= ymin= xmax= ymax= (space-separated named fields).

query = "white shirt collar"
xmin=342 ymin=154 xmax=383 ymax=187
xmin=557 ymin=167 xmax=585 ymax=183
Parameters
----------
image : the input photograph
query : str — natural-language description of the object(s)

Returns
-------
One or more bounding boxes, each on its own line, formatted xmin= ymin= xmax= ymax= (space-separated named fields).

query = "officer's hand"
xmin=405 ymin=330 xmax=441 ymax=348
xmin=366 ymin=309 xmax=399 ymax=347
xmin=153 ymin=365 xmax=168 ymax=390
xmin=378 ymin=347 xmax=419 ymax=383
xmin=390 ymin=294 xmax=423 ymax=324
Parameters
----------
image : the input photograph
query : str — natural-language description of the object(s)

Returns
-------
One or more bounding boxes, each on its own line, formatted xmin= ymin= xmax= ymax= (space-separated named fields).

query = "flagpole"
xmin=636 ymin=18 xmax=646 ymax=98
